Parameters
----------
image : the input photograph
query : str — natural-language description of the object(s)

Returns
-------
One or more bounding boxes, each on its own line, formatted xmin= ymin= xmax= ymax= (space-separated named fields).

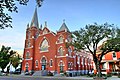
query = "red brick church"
xmin=22 ymin=8 xmax=93 ymax=76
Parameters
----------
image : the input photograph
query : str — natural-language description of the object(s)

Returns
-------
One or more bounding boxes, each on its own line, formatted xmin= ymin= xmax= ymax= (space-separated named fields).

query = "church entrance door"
xmin=41 ymin=57 xmax=47 ymax=70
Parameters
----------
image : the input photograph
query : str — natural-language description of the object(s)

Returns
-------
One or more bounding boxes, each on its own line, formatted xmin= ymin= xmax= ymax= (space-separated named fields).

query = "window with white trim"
xmin=50 ymin=59 xmax=53 ymax=67
xmin=102 ymin=63 xmax=106 ymax=69
xmin=25 ymin=62 xmax=29 ymax=72
xmin=59 ymin=47 xmax=64 ymax=56
xmin=40 ymin=39 xmax=49 ymax=51
xmin=27 ymin=40 xmax=31 ymax=48
xmin=60 ymin=62 xmax=64 ymax=72
xmin=113 ymin=52 xmax=116 ymax=58
xmin=35 ymin=60 xmax=38 ymax=67
xmin=35 ymin=32 xmax=39 ymax=38
xmin=77 ymin=56 xmax=80 ymax=64
xmin=68 ymin=47 xmax=72 ymax=56
xmin=68 ymin=62 xmax=70 ymax=69
xmin=26 ymin=52 xmax=30 ymax=59
xmin=59 ymin=36 xmax=63 ymax=43
xmin=28 ymin=31 xmax=31 ymax=39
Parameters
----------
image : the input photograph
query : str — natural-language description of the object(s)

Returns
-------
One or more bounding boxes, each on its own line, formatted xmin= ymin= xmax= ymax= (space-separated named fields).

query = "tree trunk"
xmin=1 ymin=68 xmax=4 ymax=72
xmin=95 ymin=60 xmax=102 ymax=77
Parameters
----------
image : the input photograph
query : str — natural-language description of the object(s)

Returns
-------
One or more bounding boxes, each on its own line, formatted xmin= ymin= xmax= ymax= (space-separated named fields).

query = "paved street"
xmin=0 ymin=76 xmax=91 ymax=80
xmin=0 ymin=75 xmax=120 ymax=80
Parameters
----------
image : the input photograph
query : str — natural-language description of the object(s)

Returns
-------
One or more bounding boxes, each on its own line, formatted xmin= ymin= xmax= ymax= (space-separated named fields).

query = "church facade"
xmin=22 ymin=8 xmax=93 ymax=76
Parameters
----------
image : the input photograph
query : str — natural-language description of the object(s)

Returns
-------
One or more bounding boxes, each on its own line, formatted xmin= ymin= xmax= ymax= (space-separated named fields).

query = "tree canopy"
xmin=0 ymin=45 xmax=19 ymax=72
xmin=71 ymin=23 xmax=120 ymax=77
xmin=0 ymin=0 xmax=44 ymax=29
xmin=10 ymin=53 xmax=21 ymax=69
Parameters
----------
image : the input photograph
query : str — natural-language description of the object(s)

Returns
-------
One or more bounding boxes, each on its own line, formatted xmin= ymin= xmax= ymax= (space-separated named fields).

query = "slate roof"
xmin=30 ymin=7 xmax=39 ymax=28
xmin=59 ymin=22 xmax=70 ymax=32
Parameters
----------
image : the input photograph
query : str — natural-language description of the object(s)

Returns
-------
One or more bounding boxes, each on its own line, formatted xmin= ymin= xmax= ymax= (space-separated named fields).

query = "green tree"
xmin=0 ymin=0 xmax=44 ymax=29
xmin=0 ymin=45 xmax=16 ymax=72
xmin=71 ymin=23 xmax=120 ymax=77
xmin=10 ymin=53 xmax=21 ymax=70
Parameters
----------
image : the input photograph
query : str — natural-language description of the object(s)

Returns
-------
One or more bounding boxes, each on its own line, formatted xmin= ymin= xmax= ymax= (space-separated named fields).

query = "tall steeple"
xmin=30 ymin=7 xmax=39 ymax=28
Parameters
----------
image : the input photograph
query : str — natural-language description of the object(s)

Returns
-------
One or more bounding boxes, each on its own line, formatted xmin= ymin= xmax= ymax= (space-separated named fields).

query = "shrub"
xmin=106 ymin=73 xmax=112 ymax=77
xmin=118 ymin=75 xmax=120 ymax=78
xmin=60 ymin=70 xmax=64 ymax=73
xmin=64 ymin=72 xmax=68 ymax=77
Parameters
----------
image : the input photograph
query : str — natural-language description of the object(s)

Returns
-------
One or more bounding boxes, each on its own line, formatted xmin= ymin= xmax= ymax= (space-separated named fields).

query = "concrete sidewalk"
xmin=106 ymin=76 xmax=120 ymax=80
xmin=8 ymin=74 xmax=120 ymax=80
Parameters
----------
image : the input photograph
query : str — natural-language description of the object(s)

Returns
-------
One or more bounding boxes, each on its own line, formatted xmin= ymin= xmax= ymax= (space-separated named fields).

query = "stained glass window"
xmin=25 ymin=62 xmax=29 ymax=68
xmin=59 ymin=47 xmax=64 ymax=56
xmin=50 ymin=59 xmax=53 ymax=67
xmin=35 ymin=60 xmax=38 ymax=67
xmin=25 ymin=62 xmax=29 ymax=72
xmin=68 ymin=47 xmax=72 ymax=56
xmin=60 ymin=62 xmax=64 ymax=72
xmin=26 ymin=52 xmax=30 ymax=59
xmin=68 ymin=63 xmax=70 ymax=68
xmin=28 ymin=31 xmax=31 ymax=39
xmin=59 ymin=36 xmax=63 ymax=43
xmin=27 ymin=40 xmax=31 ymax=48
xmin=35 ymin=32 xmax=39 ymax=38
xmin=40 ymin=39 xmax=48 ymax=51
xmin=41 ymin=57 xmax=46 ymax=65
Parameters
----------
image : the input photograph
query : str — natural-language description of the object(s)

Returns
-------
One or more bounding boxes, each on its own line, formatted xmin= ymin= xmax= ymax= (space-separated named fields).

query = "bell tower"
xmin=22 ymin=7 xmax=40 ymax=73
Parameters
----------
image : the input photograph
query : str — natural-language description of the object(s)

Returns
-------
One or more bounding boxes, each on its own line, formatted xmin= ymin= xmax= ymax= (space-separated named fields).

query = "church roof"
xmin=59 ymin=21 xmax=70 ymax=32
xmin=30 ymin=7 xmax=39 ymax=28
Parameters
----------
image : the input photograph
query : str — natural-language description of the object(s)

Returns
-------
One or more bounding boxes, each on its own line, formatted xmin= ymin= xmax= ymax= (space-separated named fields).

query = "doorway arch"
xmin=41 ymin=57 xmax=47 ymax=70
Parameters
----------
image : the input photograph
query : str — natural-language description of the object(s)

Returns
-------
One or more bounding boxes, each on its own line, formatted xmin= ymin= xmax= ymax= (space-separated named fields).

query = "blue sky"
xmin=0 ymin=0 xmax=120 ymax=54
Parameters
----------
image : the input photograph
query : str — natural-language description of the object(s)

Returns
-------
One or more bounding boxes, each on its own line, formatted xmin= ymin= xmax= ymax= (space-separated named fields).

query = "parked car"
xmin=13 ymin=68 xmax=21 ymax=74
xmin=0 ymin=71 xmax=7 ymax=76
xmin=25 ymin=71 xmax=30 ymax=75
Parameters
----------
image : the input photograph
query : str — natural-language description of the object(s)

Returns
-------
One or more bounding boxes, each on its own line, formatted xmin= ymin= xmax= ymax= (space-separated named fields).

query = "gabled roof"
xmin=30 ymin=7 xmax=39 ymax=28
xmin=59 ymin=21 xmax=70 ymax=32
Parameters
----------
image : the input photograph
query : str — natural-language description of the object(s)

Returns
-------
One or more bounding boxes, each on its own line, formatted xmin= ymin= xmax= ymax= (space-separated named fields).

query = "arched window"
xmin=67 ymin=35 xmax=71 ymax=42
xmin=28 ymin=31 xmax=31 ymax=39
xmin=77 ymin=56 xmax=80 ymax=64
xmin=41 ymin=57 xmax=47 ymax=70
xmin=50 ymin=59 xmax=53 ymax=67
xmin=26 ymin=40 xmax=31 ymax=48
xmin=59 ymin=36 xmax=63 ymax=43
xmin=35 ymin=60 xmax=38 ymax=67
xmin=59 ymin=47 xmax=64 ymax=56
xmin=26 ymin=52 xmax=30 ymax=59
xmin=113 ymin=52 xmax=116 ymax=58
xmin=60 ymin=62 xmax=64 ymax=72
xmin=25 ymin=62 xmax=29 ymax=72
xmin=68 ymin=62 xmax=70 ymax=69
xmin=68 ymin=47 xmax=72 ymax=56
xmin=25 ymin=62 xmax=29 ymax=67
xmin=35 ymin=32 xmax=39 ymax=39
xmin=40 ymin=39 xmax=49 ymax=51
xmin=41 ymin=57 xmax=47 ymax=65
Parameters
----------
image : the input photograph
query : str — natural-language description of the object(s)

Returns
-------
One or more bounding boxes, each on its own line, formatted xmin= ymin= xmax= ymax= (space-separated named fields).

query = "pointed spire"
xmin=27 ymin=23 xmax=29 ymax=28
xmin=59 ymin=19 xmax=70 ymax=32
xmin=40 ymin=24 xmax=42 ymax=30
xmin=30 ymin=7 xmax=39 ymax=28
xmin=44 ymin=21 xmax=47 ymax=27
xmin=63 ymin=19 xmax=65 ymax=23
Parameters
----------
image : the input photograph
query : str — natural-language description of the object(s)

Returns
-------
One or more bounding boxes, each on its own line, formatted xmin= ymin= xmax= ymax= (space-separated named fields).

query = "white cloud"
xmin=0 ymin=29 xmax=25 ymax=51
